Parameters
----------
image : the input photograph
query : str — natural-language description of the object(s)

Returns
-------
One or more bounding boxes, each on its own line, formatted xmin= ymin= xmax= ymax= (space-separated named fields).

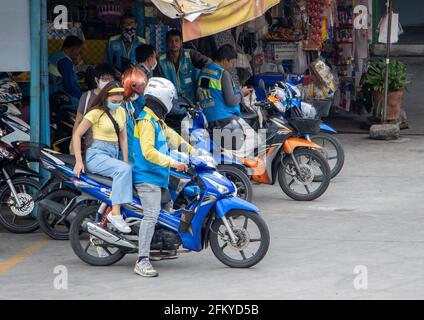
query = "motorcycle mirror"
xmin=258 ymin=79 xmax=266 ymax=91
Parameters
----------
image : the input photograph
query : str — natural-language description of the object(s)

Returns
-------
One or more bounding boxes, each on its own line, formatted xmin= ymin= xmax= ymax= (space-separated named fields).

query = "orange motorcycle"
xmin=239 ymin=98 xmax=331 ymax=201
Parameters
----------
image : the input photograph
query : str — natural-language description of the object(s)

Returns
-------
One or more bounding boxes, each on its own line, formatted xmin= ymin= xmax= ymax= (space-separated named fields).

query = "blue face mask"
xmin=107 ymin=101 xmax=122 ymax=111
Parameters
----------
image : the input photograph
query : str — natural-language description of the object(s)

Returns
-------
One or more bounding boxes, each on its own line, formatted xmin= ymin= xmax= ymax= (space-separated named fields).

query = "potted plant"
xmin=364 ymin=58 xmax=410 ymax=123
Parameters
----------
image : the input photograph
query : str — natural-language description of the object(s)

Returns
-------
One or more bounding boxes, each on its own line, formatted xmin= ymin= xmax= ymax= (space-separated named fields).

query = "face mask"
xmin=107 ymin=101 xmax=122 ymax=111
xmin=122 ymin=27 xmax=136 ymax=42
xmin=97 ymin=80 xmax=109 ymax=90
xmin=151 ymin=60 xmax=157 ymax=71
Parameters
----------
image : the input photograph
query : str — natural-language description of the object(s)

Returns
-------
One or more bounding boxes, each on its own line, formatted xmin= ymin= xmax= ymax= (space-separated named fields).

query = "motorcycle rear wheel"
xmin=70 ymin=205 xmax=126 ymax=266
xmin=217 ymin=165 xmax=253 ymax=202
xmin=310 ymin=133 xmax=345 ymax=180
xmin=37 ymin=189 xmax=79 ymax=240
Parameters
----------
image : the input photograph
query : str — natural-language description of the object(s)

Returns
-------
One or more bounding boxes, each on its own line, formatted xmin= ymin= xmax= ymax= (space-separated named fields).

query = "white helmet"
xmin=143 ymin=77 xmax=177 ymax=115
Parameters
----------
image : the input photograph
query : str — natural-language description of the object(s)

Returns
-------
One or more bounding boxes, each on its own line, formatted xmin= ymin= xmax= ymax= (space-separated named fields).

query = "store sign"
xmin=0 ymin=0 xmax=30 ymax=71
xmin=353 ymin=5 xmax=368 ymax=30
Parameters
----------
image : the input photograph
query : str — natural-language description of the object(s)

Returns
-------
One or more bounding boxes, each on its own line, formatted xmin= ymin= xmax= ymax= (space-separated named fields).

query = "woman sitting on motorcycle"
xmin=72 ymin=81 xmax=132 ymax=234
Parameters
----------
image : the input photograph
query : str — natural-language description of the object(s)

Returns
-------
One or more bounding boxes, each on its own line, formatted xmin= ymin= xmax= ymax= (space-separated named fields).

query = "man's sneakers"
xmin=134 ymin=258 xmax=159 ymax=277
xmin=107 ymin=214 xmax=131 ymax=233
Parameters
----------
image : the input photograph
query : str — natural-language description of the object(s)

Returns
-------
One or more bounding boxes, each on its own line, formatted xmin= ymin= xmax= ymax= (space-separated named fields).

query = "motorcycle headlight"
xmin=205 ymin=177 xmax=230 ymax=195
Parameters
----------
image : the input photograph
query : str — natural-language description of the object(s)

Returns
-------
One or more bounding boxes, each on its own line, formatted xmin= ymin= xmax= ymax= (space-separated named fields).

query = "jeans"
xmin=85 ymin=140 xmax=133 ymax=205
xmin=135 ymin=183 xmax=161 ymax=258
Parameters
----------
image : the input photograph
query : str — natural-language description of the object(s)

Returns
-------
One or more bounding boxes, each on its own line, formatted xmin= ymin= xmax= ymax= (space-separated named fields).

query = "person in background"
xmin=136 ymin=44 xmax=158 ymax=80
xmin=49 ymin=35 xmax=84 ymax=107
xmin=132 ymin=78 xmax=194 ymax=277
xmin=72 ymin=81 xmax=132 ymax=234
xmin=157 ymin=29 xmax=211 ymax=106
xmin=107 ymin=12 xmax=146 ymax=72
xmin=71 ymin=63 xmax=116 ymax=154
xmin=197 ymin=44 xmax=255 ymax=159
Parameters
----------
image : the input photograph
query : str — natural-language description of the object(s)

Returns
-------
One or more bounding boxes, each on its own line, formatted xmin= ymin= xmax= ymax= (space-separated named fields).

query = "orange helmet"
xmin=121 ymin=66 xmax=147 ymax=98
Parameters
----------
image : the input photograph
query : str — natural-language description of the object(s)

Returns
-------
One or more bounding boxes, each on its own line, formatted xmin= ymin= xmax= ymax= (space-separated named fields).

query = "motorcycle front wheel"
xmin=70 ymin=205 xmax=126 ymax=266
xmin=0 ymin=178 xmax=41 ymax=233
xmin=209 ymin=210 xmax=270 ymax=268
xmin=278 ymin=148 xmax=330 ymax=201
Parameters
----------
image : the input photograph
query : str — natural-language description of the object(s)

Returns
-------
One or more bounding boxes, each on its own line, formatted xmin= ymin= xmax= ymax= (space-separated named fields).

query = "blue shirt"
xmin=56 ymin=54 xmax=82 ymax=99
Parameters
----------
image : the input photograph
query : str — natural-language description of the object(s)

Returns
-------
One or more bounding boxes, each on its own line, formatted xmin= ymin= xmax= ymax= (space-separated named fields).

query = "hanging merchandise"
xmin=266 ymin=0 xmax=307 ymax=42
xmin=303 ymin=0 xmax=326 ymax=51
xmin=330 ymin=0 xmax=356 ymax=112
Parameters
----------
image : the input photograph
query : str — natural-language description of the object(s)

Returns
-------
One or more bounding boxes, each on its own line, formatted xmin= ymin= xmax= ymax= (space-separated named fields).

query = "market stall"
xmin=252 ymin=0 xmax=372 ymax=116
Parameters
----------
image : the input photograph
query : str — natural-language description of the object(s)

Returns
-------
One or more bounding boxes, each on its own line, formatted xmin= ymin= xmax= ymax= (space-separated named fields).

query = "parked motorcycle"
xmin=38 ymin=147 xmax=269 ymax=268
xmin=177 ymin=97 xmax=330 ymax=201
xmin=0 ymin=141 xmax=41 ymax=233
xmin=0 ymin=104 xmax=30 ymax=145
xmin=273 ymin=80 xmax=344 ymax=180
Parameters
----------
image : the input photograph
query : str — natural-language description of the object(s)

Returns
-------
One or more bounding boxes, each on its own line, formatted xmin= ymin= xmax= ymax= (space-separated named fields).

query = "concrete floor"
xmin=1 ymin=133 xmax=424 ymax=300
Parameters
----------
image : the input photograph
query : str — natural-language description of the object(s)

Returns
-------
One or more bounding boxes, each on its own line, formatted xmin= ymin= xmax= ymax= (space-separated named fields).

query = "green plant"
xmin=365 ymin=58 xmax=411 ymax=92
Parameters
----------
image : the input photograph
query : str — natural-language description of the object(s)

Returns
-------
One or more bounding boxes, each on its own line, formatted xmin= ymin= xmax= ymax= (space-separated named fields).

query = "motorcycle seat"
xmin=54 ymin=153 xmax=76 ymax=167
xmin=52 ymin=152 xmax=172 ymax=205
xmin=86 ymin=173 xmax=113 ymax=188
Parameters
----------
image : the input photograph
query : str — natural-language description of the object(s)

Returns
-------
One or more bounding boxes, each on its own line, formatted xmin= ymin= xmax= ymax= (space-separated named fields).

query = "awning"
xmin=151 ymin=0 xmax=280 ymax=42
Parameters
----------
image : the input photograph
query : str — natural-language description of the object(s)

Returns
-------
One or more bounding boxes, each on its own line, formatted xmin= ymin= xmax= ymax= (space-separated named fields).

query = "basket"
xmin=12 ymin=141 xmax=48 ymax=162
xmin=288 ymin=117 xmax=321 ymax=135
xmin=305 ymin=97 xmax=333 ymax=117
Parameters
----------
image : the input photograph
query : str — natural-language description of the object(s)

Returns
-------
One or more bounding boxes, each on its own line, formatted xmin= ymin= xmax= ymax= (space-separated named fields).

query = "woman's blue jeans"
xmin=85 ymin=140 xmax=133 ymax=205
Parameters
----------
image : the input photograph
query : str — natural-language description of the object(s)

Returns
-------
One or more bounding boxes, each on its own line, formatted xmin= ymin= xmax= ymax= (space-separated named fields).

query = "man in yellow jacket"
xmin=132 ymin=77 xmax=194 ymax=277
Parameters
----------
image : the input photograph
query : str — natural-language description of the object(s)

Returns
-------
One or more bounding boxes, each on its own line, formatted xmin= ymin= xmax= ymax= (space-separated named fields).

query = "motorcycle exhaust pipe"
xmin=39 ymin=199 xmax=66 ymax=217
xmin=86 ymin=222 xmax=137 ymax=250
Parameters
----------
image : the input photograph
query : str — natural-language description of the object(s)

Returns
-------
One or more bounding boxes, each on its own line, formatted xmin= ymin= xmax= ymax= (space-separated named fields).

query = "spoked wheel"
xmin=218 ymin=165 xmax=253 ymax=202
xmin=310 ymin=133 xmax=345 ymax=180
xmin=278 ymin=148 xmax=330 ymax=201
xmin=37 ymin=189 xmax=79 ymax=240
xmin=209 ymin=210 xmax=270 ymax=268
xmin=0 ymin=178 xmax=41 ymax=233
xmin=70 ymin=205 xmax=126 ymax=266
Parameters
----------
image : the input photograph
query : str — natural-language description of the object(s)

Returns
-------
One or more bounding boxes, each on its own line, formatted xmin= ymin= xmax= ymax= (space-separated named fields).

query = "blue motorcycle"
xmin=38 ymin=147 xmax=270 ymax=268
xmin=254 ymin=79 xmax=345 ymax=180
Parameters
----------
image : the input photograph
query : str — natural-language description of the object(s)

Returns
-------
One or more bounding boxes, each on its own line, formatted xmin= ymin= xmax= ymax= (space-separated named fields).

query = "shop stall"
xmin=252 ymin=0 xmax=372 ymax=116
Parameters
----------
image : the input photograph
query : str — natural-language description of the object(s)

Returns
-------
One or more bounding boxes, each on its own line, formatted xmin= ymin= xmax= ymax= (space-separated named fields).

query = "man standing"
xmin=107 ymin=13 xmax=146 ymax=72
xmin=49 ymin=36 xmax=84 ymax=107
xmin=157 ymin=29 xmax=211 ymax=104
xmin=136 ymin=44 xmax=158 ymax=80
